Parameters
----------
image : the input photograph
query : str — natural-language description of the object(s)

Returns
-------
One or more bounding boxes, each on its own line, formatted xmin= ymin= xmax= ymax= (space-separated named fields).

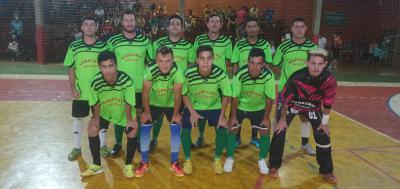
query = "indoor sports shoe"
xmin=81 ymin=164 xmax=103 ymax=177
xmin=258 ymin=159 xmax=269 ymax=174
xmin=110 ymin=144 xmax=122 ymax=156
xmin=320 ymin=173 xmax=338 ymax=184
xmin=223 ymin=157 xmax=234 ymax=173
xmin=68 ymin=148 xmax=81 ymax=161
xmin=235 ymin=137 xmax=242 ymax=147
xmin=150 ymin=140 xmax=158 ymax=151
xmin=183 ymin=160 xmax=193 ymax=175
xmin=124 ymin=164 xmax=135 ymax=178
xmin=301 ymin=143 xmax=316 ymax=156
xmin=212 ymin=159 xmax=223 ymax=174
xmin=170 ymin=162 xmax=185 ymax=177
xmin=135 ymin=162 xmax=150 ymax=178
xmin=250 ymin=138 xmax=260 ymax=148
xmin=100 ymin=145 xmax=111 ymax=158
xmin=268 ymin=167 xmax=279 ymax=178
xmin=193 ymin=136 xmax=204 ymax=148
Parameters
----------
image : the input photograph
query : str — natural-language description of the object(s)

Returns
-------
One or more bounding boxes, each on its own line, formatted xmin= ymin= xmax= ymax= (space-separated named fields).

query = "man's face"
xmin=156 ymin=53 xmax=174 ymax=74
xmin=207 ymin=16 xmax=222 ymax=33
xmin=246 ymin=21 xmax=259 ymax=38
xmin=248 ymin=56 xmax=264 ymax=77
xmin=122 ymin=14 xmax=136 ymax=33
xmin=291 ymin=21 xmax=307 ymax=39
xmin=168 ymin=18 xmax=183 ymax=35
xmin=306 ymin=55 xmax=327 ymax=78
xmin=81 ymin=20 xmax=97 ymax=37
xmin=100 ymin=59 xmax=118 ymax=82
xmin=197 ymin=51 xmax=213 ymax=73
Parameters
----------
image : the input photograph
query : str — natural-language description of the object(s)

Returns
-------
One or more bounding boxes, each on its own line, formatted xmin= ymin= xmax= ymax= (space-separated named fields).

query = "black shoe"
xmin=110 ymin=144 xmax=122 ymax=156
xmin=150 ymin=140 xmax=157 ymax=151
xmin=137 ymin=141 xmax=141 ymax=153
xmin=192 ymin=136 xmax=204 ymax=148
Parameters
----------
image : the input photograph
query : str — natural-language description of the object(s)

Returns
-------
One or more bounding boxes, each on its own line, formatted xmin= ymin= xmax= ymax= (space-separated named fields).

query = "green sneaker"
xmin=100 ymin=145 xmax=110 ymax=158
xmin=68 ymin=148 xmax=81 ymax=161
xmin=81 ymin=164 xmax=103 ymax=177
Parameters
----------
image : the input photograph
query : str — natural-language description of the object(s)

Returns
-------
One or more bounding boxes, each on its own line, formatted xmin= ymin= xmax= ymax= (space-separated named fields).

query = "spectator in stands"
xmin=10 ymin=14 xmax=23 ymax=41
xmin=319 ymin=35 xmax=327 ymax=50
xmin=95 ymin=6 xmax=105 ymax=24
xmin=71 ymin=28 xmax=82 ymax=40
xmin=7 ymin=35 xmax=19 ymax=61
xmin=331 ymin=32 xmax=343 ymax=70
xmin=204 ymin=4 xmax=212 ymax=24
xmin=372 ymin=43 xmax=383 ymax=67
xmin=249 ymin=4 xmax=259 ymax=19
xmin=150 ymin=11 xmax=159 ymax=38
xmin=227 ymin=9 xmax=236 ymax=35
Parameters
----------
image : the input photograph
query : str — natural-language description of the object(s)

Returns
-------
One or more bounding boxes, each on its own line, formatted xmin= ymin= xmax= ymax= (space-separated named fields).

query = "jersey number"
xmin=308 ymin=112 xmax=318 ymax=120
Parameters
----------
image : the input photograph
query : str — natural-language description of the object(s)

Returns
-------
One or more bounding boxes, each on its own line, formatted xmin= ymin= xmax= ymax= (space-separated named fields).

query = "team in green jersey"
xmin=67 ymin=14 xmax=334 ymax=182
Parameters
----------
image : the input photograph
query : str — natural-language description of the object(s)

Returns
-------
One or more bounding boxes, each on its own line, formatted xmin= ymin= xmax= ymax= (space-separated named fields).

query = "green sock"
xmin=152 ymin=116 xmax=163 ymax=141
xmin=198 ymin=119 xmax=206 ymax=138
xmin=227 ymin=132 xmax=237 ymax=158
xmin=259 ymin=131 xmax=271 ymax=159
xmin=114 ymin=125 xmax=124 ymax=145
xmin=214 ymin=127 xmax=228 ymax=160
xmin=181 ymin=128 xmax=192 ymax=160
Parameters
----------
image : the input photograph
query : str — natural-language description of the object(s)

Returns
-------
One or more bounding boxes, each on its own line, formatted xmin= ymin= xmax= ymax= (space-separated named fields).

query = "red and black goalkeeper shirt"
xmin=281 ymin=68 xmax=337 ymax=112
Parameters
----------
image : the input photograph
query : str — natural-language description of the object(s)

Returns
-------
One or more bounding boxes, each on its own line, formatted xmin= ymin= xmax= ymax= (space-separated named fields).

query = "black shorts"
xmin=150 ymin=105 xmax=174 ymax=123
xmin=237 ymin=109 xmax=264 ymax=126
xmin=72 ymin=100 xmax=90 ymax=118
xmin=99 ymin=116 xmax=131 ymax=133
xmin=135 ymin=93 xmax=143 ymax=109
xmin=182 ymin=108 xmax=221 ymax=129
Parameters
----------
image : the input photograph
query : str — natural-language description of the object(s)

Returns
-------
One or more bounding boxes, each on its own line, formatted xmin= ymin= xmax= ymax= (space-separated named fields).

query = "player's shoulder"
xmin=235 ymin=38 xmax=247 ymax=48
xmin=135 ymin=33 xmax=151 ymax=43
xmin=303 ymin=39 xmax=317 ymax=48
xmin=256 ymin=38 xmax=270 ymax=46
xmin=290 ymin=67 xmax=308 ymax=81
xmin=68 ymin=39 xmax=84 ymax=50
xmin=210 ymin=65 xmax=225 ymax=78
xmin=195 ymin=33 xmax=208 ymax=42
xmin=259 ymin=67 xmax=274 ymax=80
xmin=235 ymin=65 xmax=248 ymax=77
xmin=154 ymin=36 xmax=169 ymax=46
xmin=90 ymin=72 xmax=104 ymax=88
xmin=107 ymin=33 xmax=123 ymax=42
xmin=178 ymin=38 xmax=193 ymax=47
xmin=277 ymin=39 xmax=294 ymax=50
xmin=321 ymin=69 xmax=337 ymax=83
xmin=184 ymin=66 xmax=198 ymax=78
xmin=117 ymin=71 xmax=134 ymax=87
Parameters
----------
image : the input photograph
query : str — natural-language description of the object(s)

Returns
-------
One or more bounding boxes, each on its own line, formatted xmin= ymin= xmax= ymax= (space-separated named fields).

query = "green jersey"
xmin=143 ymin=63 xmax=184 ymax=108
xmin=182 ymin=65 xmax=232 ymax=110
xmin=153 ymin=36 xmax=195 ymax=71
xmin=89 ymin=71 xmax=136 ymax=126
xmin=232 ymin=66 xmax=276 ymax=111
xmin=193 ymin=34 xmax=233 ymax=72
xmin=231 ymin=38 xmax=273 ymax=67
xmin=273 ymin=39 xmax=317 ymax=92
xmin=107 ymin=33 xmax=154 ymax=93
xmin=64 ymin=39 xmax=108 ymax=101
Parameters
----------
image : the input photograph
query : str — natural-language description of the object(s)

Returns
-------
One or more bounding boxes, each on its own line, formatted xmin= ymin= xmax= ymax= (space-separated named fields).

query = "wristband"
xmin=322 ymin=114 xmax=330 ymax=125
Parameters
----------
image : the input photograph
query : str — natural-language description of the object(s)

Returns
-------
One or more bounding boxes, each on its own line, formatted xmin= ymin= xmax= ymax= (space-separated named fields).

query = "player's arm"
xmin=141 ymin=80 xmax=153 ymax=124
xmin=218 ymin=75 xmax=232 ymax=128
xmin=183 ymin=95 xmax=203 ymax=127
xmin=68 ymin=68 xmax=80 ymax=99
xmin=231 ymin=44 xmax=240 ymax=73
xmin=318 ymin=75 xmax=337 ymax=136
xmin=271 ymin=46 xmax=283 ymax=76
xmin=229 ymin=75 xmax=240 ymax=126
xmin=125 ymin=103 xmax=138 ymax=137
xmin=262 ymin=73 xmax=276 ymax=129
xmin=262 ymin=98 xmax=273 ymax=129
xmin=275 ymin=77 xmax=295 ymax=134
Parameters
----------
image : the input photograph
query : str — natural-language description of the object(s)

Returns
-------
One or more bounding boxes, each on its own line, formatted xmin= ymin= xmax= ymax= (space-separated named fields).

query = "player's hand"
xmin=190 ymin=111 xmax=204 ymax=128
xmin=89 ymin=117 xmax=100 ymax=129
xmin=261 ymin=117 xmax=271 ymax=130
xmin=317 ymin=123 xmax=330 ymax=137
xmin=71 ymin=88 xmax=80 ymax=99
xmin=218 ymin=116 xmax=228 ymax=128
xmin=126 ymin=119 xmax=138 ymax=138
xmin=171 ymin=112 xmax=182 ymax=125
xmin=274 ymin=119 xmax=287 ymax=134
xmin=140 ymin=111 xmax=152 ymax=124
xmin=229 ymin=118 xmax=239 ymax=130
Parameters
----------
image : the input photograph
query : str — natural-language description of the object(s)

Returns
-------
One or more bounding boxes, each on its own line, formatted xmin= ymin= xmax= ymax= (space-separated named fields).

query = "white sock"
xmin=72 ymin=118 xmax=84 ymax=149
xmin=99 ymin=128 xmax=107 ymax=147
xmin=300 ymin=121 xmax=311 ymax=138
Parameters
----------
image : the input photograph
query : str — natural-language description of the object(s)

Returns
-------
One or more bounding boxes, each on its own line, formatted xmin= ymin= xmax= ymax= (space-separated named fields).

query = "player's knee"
xmin=88 ymin=125 xmax=99 ymax=137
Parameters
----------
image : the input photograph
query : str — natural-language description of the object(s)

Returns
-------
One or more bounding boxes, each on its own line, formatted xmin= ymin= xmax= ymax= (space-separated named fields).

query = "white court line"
xmin=333 ymin=110 xmax=400 ymax=143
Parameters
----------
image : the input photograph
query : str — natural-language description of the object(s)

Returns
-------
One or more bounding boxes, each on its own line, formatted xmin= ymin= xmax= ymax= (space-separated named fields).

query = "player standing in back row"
xmin=271 ymin=17 xmax=318 ymax=155
xmin=107 ymin=10 xmax=154 ymax=156
xmin=65 ymin=17 xmax=108 ymax=161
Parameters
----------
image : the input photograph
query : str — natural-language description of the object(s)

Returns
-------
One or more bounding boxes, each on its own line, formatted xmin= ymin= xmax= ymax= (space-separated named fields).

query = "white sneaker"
xmin=224 ymin=157 xmax=234 ymax=173
xmin=258 ymin=159 xmax=269 ymax=174
xmin=301 ymin=143 xmax=316 ymax=156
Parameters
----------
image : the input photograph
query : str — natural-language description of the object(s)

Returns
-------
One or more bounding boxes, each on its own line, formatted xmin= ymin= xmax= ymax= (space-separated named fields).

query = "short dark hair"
xmin=292 ymin=17 xmax=307 ymax=26
xmin=248 ymin=48 xmax=265 ymax=61
xmin=168 ymin=15 xmax=184 ymax=27
xmin=245 ymin=16 xmax=259 ymax=27
xmin=121 ymin=10 xmax=136 ymax=20
xmin=98 ymin=50 xmax=117 ymax=65
xmin=81 ymin=16 xmax=96 ymax=25
xmin=196 ymin=45 xmax=214 ymax=58
xmin=156 ymin=46 xmax=174 ymax=57
xmin=206 ymin=14 xmax=223 ymax=24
